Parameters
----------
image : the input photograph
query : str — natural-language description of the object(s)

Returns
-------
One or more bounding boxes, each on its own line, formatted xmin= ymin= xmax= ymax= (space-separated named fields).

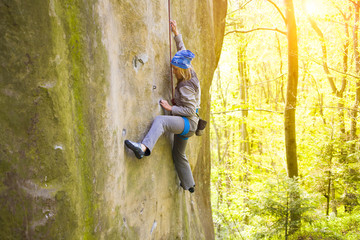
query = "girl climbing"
xmin=125 ymin=20 xmax=201 ymax=193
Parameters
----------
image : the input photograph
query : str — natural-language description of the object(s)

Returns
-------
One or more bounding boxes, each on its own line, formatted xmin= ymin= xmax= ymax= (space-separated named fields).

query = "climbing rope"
xmin=168 ymin=0 xmax=174 ymax=99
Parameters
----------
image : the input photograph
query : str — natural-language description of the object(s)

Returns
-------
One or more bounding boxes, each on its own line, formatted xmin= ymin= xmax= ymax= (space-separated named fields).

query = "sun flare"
xmin=305 ymin=0 xmax=321 ymax=15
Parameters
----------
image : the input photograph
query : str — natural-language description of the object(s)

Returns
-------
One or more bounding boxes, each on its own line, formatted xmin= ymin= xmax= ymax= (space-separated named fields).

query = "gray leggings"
xmin=142 ymin=115 xmax=195 ymax=190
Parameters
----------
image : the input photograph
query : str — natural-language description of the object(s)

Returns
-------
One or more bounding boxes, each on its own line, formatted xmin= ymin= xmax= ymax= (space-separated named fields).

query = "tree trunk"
xmin=238 ymin=45 xmax=250 ymax=224
xmin=326 ymin=174 xmax=331 ymax=216
xmin=238 ymin=47 xmax=250 ymax=159
xmin=284 ymin=0 xmax=299 ymax=180
xmin=275 ymin=33 xmax=285 ymax=106
xmin=331 ymin=181 xmax=338 ymax=216
xmin=351 ymin=1 xmax=360 ymax=150
xmin=339 ymin=11 xmax=351 ymax=156
xmin=326 ymin=145 xmax=333 ymax=216
xmin=212 ymin=117 xmax=223 ymax=235
xmin=308 ymin=8 xmax=350 ymax=135
xmin=284 ymin=0 xmax=300 ymax=233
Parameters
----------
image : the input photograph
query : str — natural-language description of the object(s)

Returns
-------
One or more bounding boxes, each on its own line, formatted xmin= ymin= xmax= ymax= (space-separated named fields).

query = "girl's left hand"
xmin=170 ymin=20 xmax=179 ymax=36
xmin=160 ymin=100 xmax=172 ymax=111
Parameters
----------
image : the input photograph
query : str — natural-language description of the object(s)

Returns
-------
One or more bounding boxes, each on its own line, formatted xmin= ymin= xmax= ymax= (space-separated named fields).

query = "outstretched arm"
xmin=170 ymin=20 xmax=179 ymax=36
xmin=170 ymin=20 xmax=186 ymax=51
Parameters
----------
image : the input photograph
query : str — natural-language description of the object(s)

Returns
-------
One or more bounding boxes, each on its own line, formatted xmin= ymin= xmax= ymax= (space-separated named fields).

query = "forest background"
xmin=210 ymin=0 xmax=360 ymax=239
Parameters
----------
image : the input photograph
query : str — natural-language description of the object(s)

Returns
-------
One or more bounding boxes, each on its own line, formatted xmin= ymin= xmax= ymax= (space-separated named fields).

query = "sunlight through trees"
xmin=211 ymin=0 xmax=360 ymax=239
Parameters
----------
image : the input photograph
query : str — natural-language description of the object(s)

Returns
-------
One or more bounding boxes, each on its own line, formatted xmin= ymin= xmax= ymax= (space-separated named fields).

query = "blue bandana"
xmin=171 ymin=50 xmax=195 ymax=69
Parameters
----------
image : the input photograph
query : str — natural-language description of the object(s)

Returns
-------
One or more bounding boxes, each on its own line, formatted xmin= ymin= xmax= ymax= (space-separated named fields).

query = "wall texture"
xmin=0 ymin=0 xmax=226 ymax=239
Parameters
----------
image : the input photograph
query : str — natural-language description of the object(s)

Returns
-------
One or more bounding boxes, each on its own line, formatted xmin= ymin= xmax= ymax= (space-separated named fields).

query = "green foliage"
xmin=290 ymin=212 xmax=360 ymax=240
xmin=289 ymin=230 xmax=343 ymax=240
xmin=249 ymin=178 xmax=314 ymax=239
xmin=211 ymin=0 xmax=360 ymax=239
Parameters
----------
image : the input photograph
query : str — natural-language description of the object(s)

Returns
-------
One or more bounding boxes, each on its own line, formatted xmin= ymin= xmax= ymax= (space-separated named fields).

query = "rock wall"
xmin=0 ymin=0 xmax=226 ymax=239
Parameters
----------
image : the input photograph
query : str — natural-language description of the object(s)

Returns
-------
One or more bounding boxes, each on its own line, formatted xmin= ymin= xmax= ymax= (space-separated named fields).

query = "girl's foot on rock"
xmin=125 ymin=140 xmax=145 ymax=159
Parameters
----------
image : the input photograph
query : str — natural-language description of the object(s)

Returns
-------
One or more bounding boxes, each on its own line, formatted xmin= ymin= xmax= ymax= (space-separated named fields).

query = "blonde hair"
xmin=172 ymin=65 xmax=192 ymax=82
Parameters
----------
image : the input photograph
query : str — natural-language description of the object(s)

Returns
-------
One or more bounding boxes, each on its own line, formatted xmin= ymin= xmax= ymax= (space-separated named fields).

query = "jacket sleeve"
xmin=171 ymin=86 xmax=197 ymax=117
xmin=174 ymin=34 xmax=186 ymax=51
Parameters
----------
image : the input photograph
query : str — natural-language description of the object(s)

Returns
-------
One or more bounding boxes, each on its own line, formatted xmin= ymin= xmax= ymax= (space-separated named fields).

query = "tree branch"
xmin=307 ymin=15 xmax=338 ymax=94
xmin=348 ymin=0 xmax=358 ymax=6
xmin=211 ymin=108 xmax=284 ymax=115
xmin=247 ymin=73 xmax=286 ymax=88
xmin=227 ymin=0 xmax=254 ymax=15
xmin=308 ymin=57 xmax=360 ymax=80
xmin=225 ymin=28 xmax=286 ymax=36
xmin=265 ymin=0 xmax=287 ymax=24
xmin=332 ymin=1 xmax=352 ymax=21
xmin=326 ymin=19 xmax=356 ymax=29
xmin=211 ymin=106 xmax=360 ymax=115
xmin=306 ymin=106 xmax=360 ymax=113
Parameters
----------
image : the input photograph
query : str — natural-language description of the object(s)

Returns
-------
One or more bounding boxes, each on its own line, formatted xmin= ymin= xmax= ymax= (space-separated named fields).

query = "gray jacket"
xmin=171 ymin=34 xmax=201 ymax=131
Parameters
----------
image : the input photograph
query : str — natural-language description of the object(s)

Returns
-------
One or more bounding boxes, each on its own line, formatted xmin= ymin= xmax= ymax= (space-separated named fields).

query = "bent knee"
xmin=154 ymin=115 xmax=166 ymax=124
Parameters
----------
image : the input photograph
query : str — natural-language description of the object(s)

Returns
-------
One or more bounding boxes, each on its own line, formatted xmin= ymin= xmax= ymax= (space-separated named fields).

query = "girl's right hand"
xmin=170 ymin=20 xmax=179 ymax=36
xmin=160 ymin=100 xmax=172 ymax=111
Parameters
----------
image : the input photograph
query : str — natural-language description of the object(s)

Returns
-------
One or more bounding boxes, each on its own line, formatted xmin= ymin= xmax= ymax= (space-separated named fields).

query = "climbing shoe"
xmin=180 ymin=182 xmax=195 ymax=193
xmin=124 ymin=140 xmax=145 ymax=159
